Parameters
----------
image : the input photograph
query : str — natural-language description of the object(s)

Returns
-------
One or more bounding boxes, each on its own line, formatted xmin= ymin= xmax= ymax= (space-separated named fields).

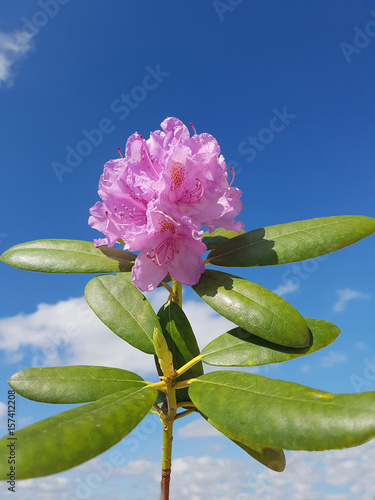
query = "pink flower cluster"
xmin=89 ymin=117 xmax=243 ymax=292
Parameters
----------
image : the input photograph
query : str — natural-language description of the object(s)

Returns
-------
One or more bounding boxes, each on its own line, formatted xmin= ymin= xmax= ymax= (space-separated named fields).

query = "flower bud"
xmin=153 ymin=327 xmax=175 ymax=379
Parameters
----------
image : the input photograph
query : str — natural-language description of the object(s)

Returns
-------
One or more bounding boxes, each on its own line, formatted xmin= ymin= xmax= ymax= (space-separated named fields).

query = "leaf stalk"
xmin=172 ymin=279 xmax=182 ymax=307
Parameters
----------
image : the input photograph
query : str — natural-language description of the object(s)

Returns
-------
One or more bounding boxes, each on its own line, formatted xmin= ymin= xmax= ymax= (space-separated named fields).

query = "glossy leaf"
xmin=157 ymin=302 xmax=203 ymax=402
xmin=197 ymin=412 xmax=285 ymax=471
xmin=0 ymin=239 xmax=136 ymax=273
xmin=189 ymin=372 xmax=375 ymax=451
xmin=0 ymin=386 xmax=157 ymax=479
xmin=202 ymin=228 xmax=245 ymax=251
xmin=232 ymin=439 xmax=286 ymax=472
xmin=193 ymin=270 xmax=309 ymax=348
xmin=201 ymin=318 xmax=340 ymax=367
xmin=209 ymin=418 xmax=285 ymax=472
xmin=85 ymin=273 xmax=160 ymax=354
xmin=206 ymin=216 xmax=375 ymax=267
xmin=8 ymin=366 xmax=146 ymax=404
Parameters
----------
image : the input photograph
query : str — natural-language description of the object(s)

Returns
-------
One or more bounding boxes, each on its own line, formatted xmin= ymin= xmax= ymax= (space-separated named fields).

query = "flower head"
xmin=89 ymin=117 xmax=243 ymax=291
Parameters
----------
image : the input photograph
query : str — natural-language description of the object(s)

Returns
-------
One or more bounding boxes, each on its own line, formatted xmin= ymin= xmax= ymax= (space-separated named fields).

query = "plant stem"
xmin=174 ymin=355 xmax=202 ymax=378
xmin=161 ymin=466 xmax=171 ymax=500
xmin=159 ymin=379 xmax=177 ymax=500
xmin=160 ymin=415 xmax=173 ymax=500
xmin=156 ymin=280 xmax=187 ymax=498
xmin=172 ymin=279 xmax=182 ymax=308
xmin=149 ymin=380 xmax=167 ymax=391
xmin=173 ymin=379 xmax=193 ymax=390
xmin=176 ymin=401 xmax=196 ymax=408
xmin=174 ymin=408 xmax=195 ymax=420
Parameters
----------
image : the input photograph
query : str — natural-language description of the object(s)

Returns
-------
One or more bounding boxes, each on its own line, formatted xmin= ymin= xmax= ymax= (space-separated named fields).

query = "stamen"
xmin=105 ymin=210 xmax=115 ymax=224
xmin=189 ymin=122 xmax=197 ymax=136
xmin=105 ymin=210 xmax=123 ymax=227
xmin=117 ymin=147 xmax=123 ymax=158
xmin=229 ymin=167 xmax=235 ymax=186
xmin=177 ymin=178 xmax=204 ymax=204
xmin=148 ymin=238 xmax=175 ymax=266
xmin=105 ymin=206 xmax=147 ymax=227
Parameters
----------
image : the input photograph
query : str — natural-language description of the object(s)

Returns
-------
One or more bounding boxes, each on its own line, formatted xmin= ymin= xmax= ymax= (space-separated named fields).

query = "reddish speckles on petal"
xmin=157 ymin=219 xmax=176 ymax=235
xmin=128 ymin=191 xmax=148 ymax=207
xmin=147 ymin=219 xmax=178 ymax=266
xmin=170 ymin=161 xmax=184 ymax=191
xmin=170 ymin=161 xmax=204 ymax=204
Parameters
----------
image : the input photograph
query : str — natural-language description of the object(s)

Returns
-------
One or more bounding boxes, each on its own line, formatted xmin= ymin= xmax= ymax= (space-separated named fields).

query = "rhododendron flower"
xmin=89 ymin=117 xmax=243 ymax=292
xmin=129 ymin=210 xmax=207 ymax=292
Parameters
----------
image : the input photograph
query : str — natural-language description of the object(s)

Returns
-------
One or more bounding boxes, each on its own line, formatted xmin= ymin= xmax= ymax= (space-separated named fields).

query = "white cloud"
xmin=121 ymin=459 xmax=158 ymax=476
xmin=0 ymin=30 xmax=35 ymax=87
xmin=272 ymin=281 xmax=299 ymax=297
xmin=0 ymin=401 xmax=7 ymax=432
xmin=0 ymin=296 xmax=155 ymax=376
xmin=6 ymin=440 xmax=375 ymax=499
xmin=320 ymin=351 xmax=347 ymax=368
xmin=7 ymin=476 xmax=74 ymax=500
xmin=117 ymin=441 xmax=375 ymax=500
xmin=170 ymin=456 xmax=251 ymax=500
xmin=333 ymin=288 xmax=370 ymax=312
xmin=178 ymin=418 xmax=221 ymax=439
xmin=0 ymin=401 xmax=6 ymax=418
xmin=0 ymin=291 xmax=234 ymax=377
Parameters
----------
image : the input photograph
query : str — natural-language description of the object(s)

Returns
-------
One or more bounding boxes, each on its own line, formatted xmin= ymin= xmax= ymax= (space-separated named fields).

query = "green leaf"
xmin=85 ymin=274 xmax=160 ymax=354
xmin=232 ymin=439 xmax=286 ymax=472
xmin=209 ymin=418 xmax=285 ymax=472
xmin=0 ymin=240 xmax=136 ymax=273
xmin=201 ymin=318 xmax=340 ymax=367
xmin=189 ymin=372 xmax=375 ymax=451
xmin=197 ymin=413 xmax=285 ymax=471
xmin=202 ymin=228 xmax=246 ymax=251
xmin=0 ymin=385 xmax=157 ymax=479
xmin=8 ymin=366 xmax=147 ymax=404
xmin=193 ymin=270 xmax=309 ymax=348
xmin=206 ymin=216 xmax=375 ymax=267
xmin=156 ymin=302 xmax=203 ymax=402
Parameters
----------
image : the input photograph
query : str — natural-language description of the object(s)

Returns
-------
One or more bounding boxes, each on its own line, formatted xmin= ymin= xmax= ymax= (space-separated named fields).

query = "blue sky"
xmin=1 ymin=1 xmax=375 ymax=498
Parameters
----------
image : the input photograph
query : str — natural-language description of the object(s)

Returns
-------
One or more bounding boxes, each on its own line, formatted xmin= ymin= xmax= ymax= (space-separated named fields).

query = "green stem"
xmin=172 ymin=279 xmax=182 ymax=308
xmin=174 ymin=408 xmax=195 ymax=420
xmin=173 ymin=379 xmax=194 ymax=390
xmin=159 ymin=381 xmax=177 ymax=500
xmin=176 ymin=401 xmax=196 ymax=409
xmin=175 ymin=355 xmax=202 ymax=378
xmin=148 ymin=380 xmax=167 ymax=391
